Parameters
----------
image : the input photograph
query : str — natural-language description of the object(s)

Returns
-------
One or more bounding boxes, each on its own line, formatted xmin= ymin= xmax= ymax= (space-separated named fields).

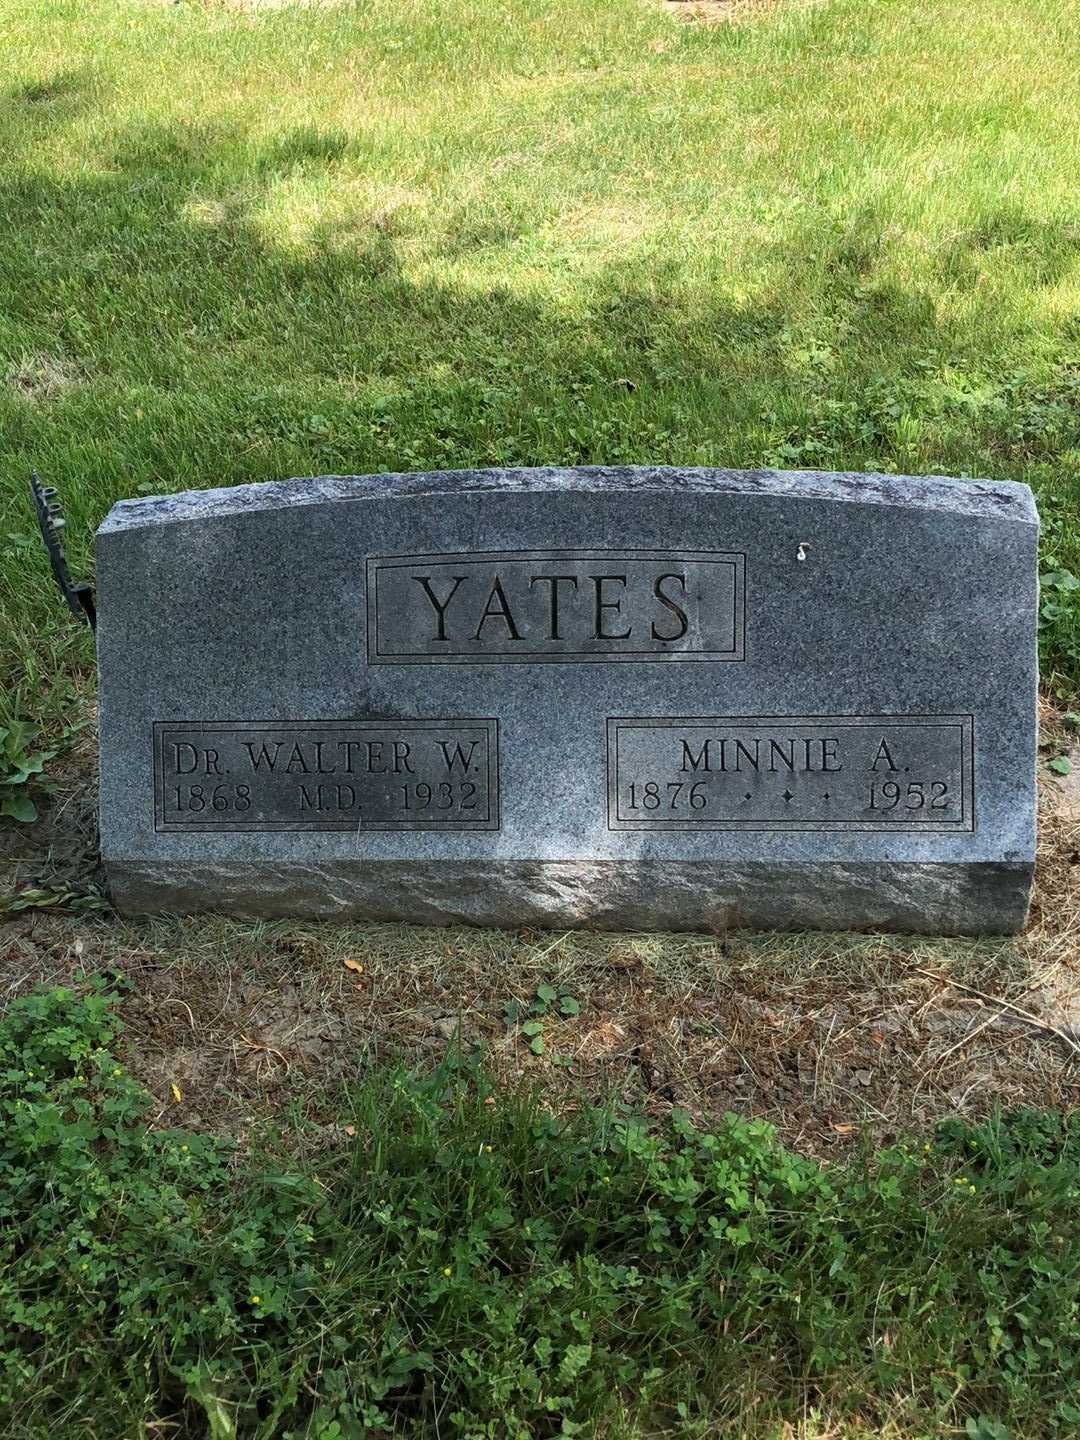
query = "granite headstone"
xmin=96 ymin=467 xmax=1038 ymax=934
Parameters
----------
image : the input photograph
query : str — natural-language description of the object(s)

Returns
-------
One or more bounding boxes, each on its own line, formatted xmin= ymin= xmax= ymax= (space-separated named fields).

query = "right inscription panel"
xmin=607 ymin=715 xmax=975 ymax=832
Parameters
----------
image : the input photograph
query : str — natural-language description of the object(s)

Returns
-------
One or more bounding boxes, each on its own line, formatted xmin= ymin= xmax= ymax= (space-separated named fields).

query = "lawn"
xmin=3 ymin=0 xmax=1080 ymax=1434
xmin=4 ymin=979 xmax=1080 ymax=1439
xmin=3 ymin=0 xmax=1080 ymax=696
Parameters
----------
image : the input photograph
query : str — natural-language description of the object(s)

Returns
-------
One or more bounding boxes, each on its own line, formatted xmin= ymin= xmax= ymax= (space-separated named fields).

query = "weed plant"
xmin=2 ymin=981 xmax=1078 ymax=1438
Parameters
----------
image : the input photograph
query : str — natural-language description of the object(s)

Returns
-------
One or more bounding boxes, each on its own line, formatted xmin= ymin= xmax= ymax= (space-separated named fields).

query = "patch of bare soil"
xmin=181 ymin=0 xmax=350 ymax=10
xmin=2 ymin=698 xmax=1079 ymax=1156
xmin=662 ymin=0 xmax=777 ymax=24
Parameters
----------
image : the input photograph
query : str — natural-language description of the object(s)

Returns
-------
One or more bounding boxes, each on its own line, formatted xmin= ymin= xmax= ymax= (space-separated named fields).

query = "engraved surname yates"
xmin=155 ymin=720 xmax=499 ymax=833
xmin=608 ymin=716 xmax=974 ymax=832
xmin=368 ymin=550 xmax=745 ymax=663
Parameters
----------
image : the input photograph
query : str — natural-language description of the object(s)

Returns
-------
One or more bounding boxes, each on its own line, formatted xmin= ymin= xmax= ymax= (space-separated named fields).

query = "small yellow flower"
xmin=484 ymin=1144 xmax=493 ymax=1153
xmin=250 ymin=1294 xmax=261 ymax=1305
xmin=442 ymin=1267 xmax=452 ymax=1277
xmin=969 ymin=1185 xmax=977 ymax=1195
xmin=112 ymin=1069 xmax=122 ymax=1078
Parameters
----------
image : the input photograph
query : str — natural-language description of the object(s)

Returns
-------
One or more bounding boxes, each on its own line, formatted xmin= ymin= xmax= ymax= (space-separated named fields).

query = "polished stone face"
xmin=96 ymin=466 xmax=1038 ymax=934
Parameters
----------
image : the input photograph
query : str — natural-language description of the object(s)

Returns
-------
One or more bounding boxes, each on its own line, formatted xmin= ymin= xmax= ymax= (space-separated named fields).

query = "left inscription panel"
xmin=154 ymin=720 xmax=500 ymax=832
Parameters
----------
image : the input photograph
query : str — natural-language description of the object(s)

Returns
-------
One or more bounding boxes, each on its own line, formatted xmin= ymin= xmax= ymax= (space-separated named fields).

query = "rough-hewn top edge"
xmin=97 ymin=466 xmax=1038 ymax=535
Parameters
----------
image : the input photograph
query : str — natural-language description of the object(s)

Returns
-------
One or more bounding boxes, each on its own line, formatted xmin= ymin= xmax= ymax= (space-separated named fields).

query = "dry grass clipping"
xmin=3 ymin=698 xmax=1079 ymax=1156
xmin=7 ymin=352 xmax=83 ymax=403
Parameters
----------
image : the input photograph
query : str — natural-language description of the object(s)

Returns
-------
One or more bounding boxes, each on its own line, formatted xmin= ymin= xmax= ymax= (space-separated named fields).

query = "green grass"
xmin=3 ymin=9 xmax=1080 ymax=1427
xmin=4 ymin=979 xmax=1080 ymax=1439
xmin=2 ymin=0 xmax=1080 ymax=716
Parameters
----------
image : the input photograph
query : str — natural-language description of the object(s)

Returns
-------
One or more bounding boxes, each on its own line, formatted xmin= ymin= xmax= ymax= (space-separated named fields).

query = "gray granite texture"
xmin=96 ymin=466 xmax=1039 ymax=934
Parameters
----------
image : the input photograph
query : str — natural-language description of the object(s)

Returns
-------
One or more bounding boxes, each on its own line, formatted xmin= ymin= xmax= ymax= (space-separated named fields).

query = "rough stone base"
xmin=106 ymin=859 xmax=1033 ymax=935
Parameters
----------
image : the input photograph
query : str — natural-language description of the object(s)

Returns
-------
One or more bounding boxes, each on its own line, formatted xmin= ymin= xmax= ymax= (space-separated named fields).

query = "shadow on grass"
xmin=1 ymin=104 xmax=1080 ymax=686
xmin=3 ymin=67 xmax=102 ymax=116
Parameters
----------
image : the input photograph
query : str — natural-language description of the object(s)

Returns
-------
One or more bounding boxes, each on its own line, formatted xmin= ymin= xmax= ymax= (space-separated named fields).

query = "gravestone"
xmin=96 ymin=467 xmax=1038 ymax=934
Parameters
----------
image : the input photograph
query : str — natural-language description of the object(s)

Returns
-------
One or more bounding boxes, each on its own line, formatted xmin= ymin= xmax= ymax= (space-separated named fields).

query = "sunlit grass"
xmin=2 ymin=0 xmax=1080 ymax=702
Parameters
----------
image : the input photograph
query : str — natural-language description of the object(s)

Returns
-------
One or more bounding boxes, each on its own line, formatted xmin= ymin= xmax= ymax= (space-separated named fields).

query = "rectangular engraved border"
xmin=365 ymin=549 xmax=746 ymax=664
xmin=606 ymin=714 xmax=975 ymax=833
xmin=154 ymin=718 xmax=500 ymax=834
